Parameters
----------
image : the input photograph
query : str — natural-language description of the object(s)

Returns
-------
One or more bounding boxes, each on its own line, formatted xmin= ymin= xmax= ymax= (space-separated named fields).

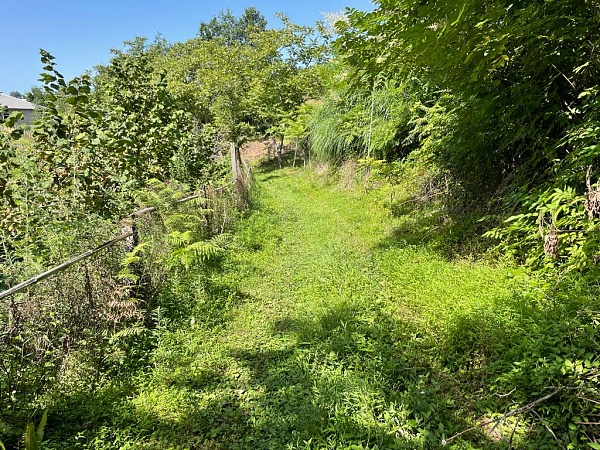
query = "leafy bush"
xmin=0 ymin=46 xmax=238 ymax=448
xmin=333 ymin=0 xmax=600 ymax=274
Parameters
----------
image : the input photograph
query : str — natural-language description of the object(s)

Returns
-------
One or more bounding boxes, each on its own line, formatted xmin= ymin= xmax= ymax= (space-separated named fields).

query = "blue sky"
xmin=1 ymin=0 xmax=374 ymax=95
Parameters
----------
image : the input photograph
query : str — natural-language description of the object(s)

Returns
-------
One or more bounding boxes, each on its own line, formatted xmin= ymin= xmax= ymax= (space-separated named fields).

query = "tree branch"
xmin=442 ymin=388 xmax=564 ymax=446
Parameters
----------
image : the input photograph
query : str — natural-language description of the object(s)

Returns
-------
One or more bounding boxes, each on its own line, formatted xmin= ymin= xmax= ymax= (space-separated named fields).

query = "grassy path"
xmin=133 ymin=166 xmax=521 ymax=450
xmin=51 ymin=167 xmax=529 ymax=449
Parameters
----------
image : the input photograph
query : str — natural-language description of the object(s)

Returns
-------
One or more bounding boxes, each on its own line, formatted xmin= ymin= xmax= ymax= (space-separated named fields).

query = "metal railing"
xmin=0 ymin=188 xmax=229 ymax=301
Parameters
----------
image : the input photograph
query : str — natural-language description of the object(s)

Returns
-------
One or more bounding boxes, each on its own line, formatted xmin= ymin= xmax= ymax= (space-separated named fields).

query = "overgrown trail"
xmin=121 ymin=166 xmax=522 ymax=450
xmin=53 ymin=167 xmax=528 ymax=449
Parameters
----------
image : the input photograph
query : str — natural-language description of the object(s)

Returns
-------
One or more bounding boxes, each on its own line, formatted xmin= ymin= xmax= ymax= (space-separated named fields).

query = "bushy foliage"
xmin=324 ymin=0 xmax=600 ymax=275
xmin=0 ymin=48 xmax=219 ymax=264
xmin=197 ymin=7 xmax=267 ymax=45
xmin=297 ymin=2 xmax=600 ymax=446
xmin=0 ymin=38 xmax=235 ymax=448
xmin=162 ymin=12 xmax=328 ymax=150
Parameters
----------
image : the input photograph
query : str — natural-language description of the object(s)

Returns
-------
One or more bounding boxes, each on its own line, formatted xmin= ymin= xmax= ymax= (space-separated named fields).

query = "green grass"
xmin=43 ymin=165 xmax=599 ymax=449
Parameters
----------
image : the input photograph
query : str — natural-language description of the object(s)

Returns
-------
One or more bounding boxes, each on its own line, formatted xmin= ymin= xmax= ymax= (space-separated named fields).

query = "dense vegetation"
xmin=328 ymin=0 xmax=600 ymax=273
xmin=1 ymin=1 xmax=599 ymax=448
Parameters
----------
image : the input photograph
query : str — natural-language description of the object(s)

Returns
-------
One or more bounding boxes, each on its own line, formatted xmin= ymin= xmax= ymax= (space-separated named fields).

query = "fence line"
xmin=0 ymin=184 xmax=233 ymax=301
xmin=0 ymin=232 xmax=133 ymax=301
xmin=131 ymin=193 xmax=202 ymax=217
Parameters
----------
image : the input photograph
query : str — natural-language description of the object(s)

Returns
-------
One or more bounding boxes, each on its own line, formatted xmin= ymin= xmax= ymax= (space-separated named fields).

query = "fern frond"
xmin=167 ymin=230 xmax=194 ymax=246
xmin=116 ymin=271 xmax=140 ymax=283
xmin=36 ymin=410 xmax=47 ymax=443
xmin=168 ymin=233 xmax=230 ymax=269
xmin=121 ymin=254 xmax=142 ymax=266
xmin=109 ymin=325 xmax=145 ymax=344
xmin=127 ymin=242 xmax=149 ymax=256
xmin=208 ymin=233 xmax=230 ymax=247
xmin=24 ymin=421 xmax=38 ymax=450
xmin=164 ymin=213 xmax=203 ymax=228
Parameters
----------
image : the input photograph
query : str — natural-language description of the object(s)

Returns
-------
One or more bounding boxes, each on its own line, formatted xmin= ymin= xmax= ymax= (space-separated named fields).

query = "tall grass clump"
xmin=306 ymin=76 xmax=423 ymax=163
xmin=307 ymin=98 xmax=350 ymax=162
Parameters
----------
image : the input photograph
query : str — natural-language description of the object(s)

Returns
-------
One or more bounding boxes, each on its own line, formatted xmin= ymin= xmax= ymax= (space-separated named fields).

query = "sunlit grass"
xmin=43 ymin=164 xmax=599 ymax=449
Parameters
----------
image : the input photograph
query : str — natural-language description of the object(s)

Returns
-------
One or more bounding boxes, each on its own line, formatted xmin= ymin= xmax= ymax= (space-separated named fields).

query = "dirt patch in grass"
xmin=241 ymin=140 xmax=269 ymax=162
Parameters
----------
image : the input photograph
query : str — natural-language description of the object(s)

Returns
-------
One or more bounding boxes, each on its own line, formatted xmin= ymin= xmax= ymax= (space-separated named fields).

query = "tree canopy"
xmin=197 ymin=7 xmax=267 ymax=45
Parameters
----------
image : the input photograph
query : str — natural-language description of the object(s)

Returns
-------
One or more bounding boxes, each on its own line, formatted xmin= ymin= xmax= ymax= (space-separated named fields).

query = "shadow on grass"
xmin=257 ymin=173 xmax=283 ymax=183
xmin=45 ymin=379 xmax=249 ymax=449
xmin=224 ymin=285 xmax=595 ymax=449
xmin=442 ymin=287 xmax=600 ymax=446
xmin=264 ymin=301 xmax=477 ymax=448
xmin=154 ymin=257 xmax=253 ymax=329
xmin=377 ymin=196 xmax=490 ymax=258
xmin=42 ymin=279 xmax=597 ymax=449
xmin=253 ymin=150 xmax=305 ymax=175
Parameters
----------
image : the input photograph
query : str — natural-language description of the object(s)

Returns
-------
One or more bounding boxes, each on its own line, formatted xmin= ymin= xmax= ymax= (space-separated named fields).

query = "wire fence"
xmin=0 ymin=243 xmax=130 ymax=414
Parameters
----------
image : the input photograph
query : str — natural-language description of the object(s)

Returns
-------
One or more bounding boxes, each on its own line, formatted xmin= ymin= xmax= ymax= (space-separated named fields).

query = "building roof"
xmin=0 ymin=93 xmax=36 ymax=110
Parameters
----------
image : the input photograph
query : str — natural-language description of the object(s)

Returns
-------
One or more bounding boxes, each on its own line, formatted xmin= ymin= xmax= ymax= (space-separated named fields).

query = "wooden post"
xmin=230 ymin=141 xmax=248 ymax=207
xmin=293 ymin=141 xmax=298 ymax=168
xmin=273 ymin=136 xmax=284 ymax=169
xmin=230 ymin=142 xmax=241 ymax=182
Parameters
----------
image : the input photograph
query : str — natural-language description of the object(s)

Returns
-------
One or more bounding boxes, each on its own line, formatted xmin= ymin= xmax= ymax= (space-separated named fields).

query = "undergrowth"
xmin=40 ymin=163 xmax=599 ymax=449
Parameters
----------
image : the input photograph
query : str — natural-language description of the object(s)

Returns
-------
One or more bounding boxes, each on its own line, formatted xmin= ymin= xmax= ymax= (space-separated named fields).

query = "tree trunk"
xmin=293 ymin=141 xmax=299 ymax=168
xmin=275 ymin=135 xmax=284 ymax=169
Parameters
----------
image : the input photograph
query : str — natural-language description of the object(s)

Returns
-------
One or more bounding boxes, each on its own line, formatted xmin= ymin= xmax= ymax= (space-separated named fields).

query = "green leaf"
xmin=5 ymin=111 xmax=24 ymax=127
xmin=36 ymin=410 xmax=48 ymax=443
xmin=10 ymin=128 xmax=24 ymax=140
xmin=24 ymin=422 xmax=38 ymax=450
